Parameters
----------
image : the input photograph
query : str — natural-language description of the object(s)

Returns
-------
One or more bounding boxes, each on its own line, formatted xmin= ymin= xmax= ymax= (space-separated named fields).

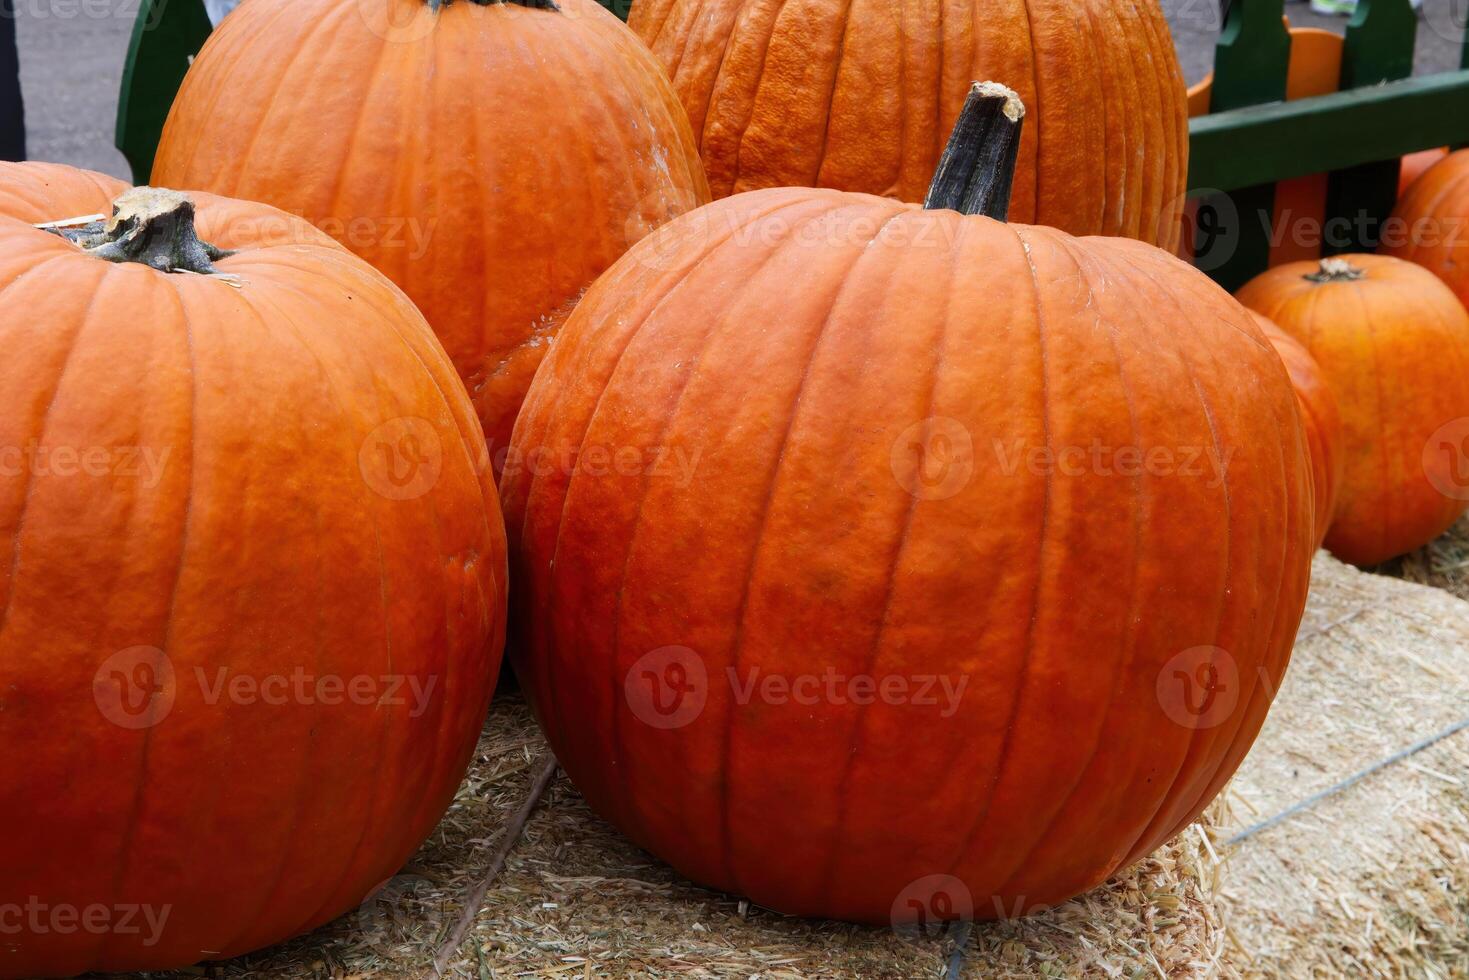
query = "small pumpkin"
xmin=0 ymin=164 xmax=507 ymax=977
xmin=152 ymin=0 xmax=712 ymax=462
xmin=504 ymin=84 xmax=1311 ymax=923
xmin=1251 ymin=313 xmax=1343 ymax=549
xmin=1385 ymin=148 xmax=1469 ymax=308
xmin=1398 ymin=147 xmax=1448 ymax=200
xmin=1237 ymin=256 xmax=1469 ymax=566
xmin=629 ymin=0 xmax=1188 ymax=249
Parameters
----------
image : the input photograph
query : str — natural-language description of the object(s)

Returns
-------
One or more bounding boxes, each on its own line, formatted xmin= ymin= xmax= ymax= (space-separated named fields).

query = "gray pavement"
xmin=7 ymin=0 xmax=1469 ymax=182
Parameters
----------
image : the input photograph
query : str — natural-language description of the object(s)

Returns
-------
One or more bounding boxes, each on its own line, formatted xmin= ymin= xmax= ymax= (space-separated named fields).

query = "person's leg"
xmin=0 ymin=0 xmax=23 ymax=162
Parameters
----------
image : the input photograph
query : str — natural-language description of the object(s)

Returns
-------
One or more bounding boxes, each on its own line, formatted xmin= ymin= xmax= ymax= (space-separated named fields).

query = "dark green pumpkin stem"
xmin=40 ymin=187 xmax=233 ymax=275
xmin=924 ymin=81 xmax=1026 ymax=221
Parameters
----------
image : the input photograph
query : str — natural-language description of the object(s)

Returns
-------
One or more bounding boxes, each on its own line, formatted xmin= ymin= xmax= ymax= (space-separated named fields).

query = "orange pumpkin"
xmin=1398 ymin=147 xmax=1448 ymax=200
xmin=1251 ymin=313 xmax=1343 ymax=548
xmin=503 ymin=84 xmax=1311 ymax=924
xmin=629 ymin=0 xmax=1187 ymax=249
xmin=1385 ymin=148 xmax=1469 ymax=308
xmin=152 ymin=0 xmax=711 ymax=462
xmin=1237 ymin=256 xmax=1469 ymax=566
xmin=0 ymin=164 xmax=507 ymax=976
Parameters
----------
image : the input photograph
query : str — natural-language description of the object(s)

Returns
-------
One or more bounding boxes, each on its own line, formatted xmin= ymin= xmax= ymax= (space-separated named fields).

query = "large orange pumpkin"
xmin=1385 ymin=148 xmax=1469 ymax=307
xmin=0 ymin=164 xmax=507 ymax=977
xmin=1237 ymin=256 xmax=1469 ymax=566
xmin=629 ymin=0 xmax=1187 ymax=249
xmin=152 ymin=0 xmax=711 ymax=461
xmin=503 ymin=85 xmax=1311 ymax=924
xmin=1251 ymin=313 xmax=1343 ymax=548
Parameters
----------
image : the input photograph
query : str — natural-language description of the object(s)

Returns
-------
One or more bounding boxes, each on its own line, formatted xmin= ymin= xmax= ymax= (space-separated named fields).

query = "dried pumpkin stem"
xmin=1305 ymin=257 xmax=1366 ymax=283
xmin=40 ymin=187 xmax=233 ymax=275
xmin=924 ymin=81 xmax=1026 ymax=221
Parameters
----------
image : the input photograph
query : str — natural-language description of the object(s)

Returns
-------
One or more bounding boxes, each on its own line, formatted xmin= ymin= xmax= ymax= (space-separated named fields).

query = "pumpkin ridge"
xmin=309 ymin=268 xmax=508 ymax=854
xmin=253 ymin=279 xmax=477 ymax=934
xmin=211 ymin=281 xmax=383 ymax=936
xmin=1076 ymin=0 xmax=1112 ymax=234
xmin=663 ymin=0 xmax=709 ymax=82
xmin=988 ymin=232 xmax=1148 ymax=896
xmin=164 ymin=0 xmax=298 ymax=189
xmin=816 ymin=210 xmax=962 ymax=903
xmin=1014 ymin=0 xmax=1043 ymax=228
xmin=1101 ymin=248 xmax=1243 ymax=860
xmin=932 ymin=0 xmax=945 ymax=166
xmin=186 ymin=0 xmax=349 ymax=197
xmin=1348 ymin=278 xmax=1398 ymax=565
xmin=535 ymin=194 xmax=832 ymax=838
xmin=96 ymin=276 xmax=195 ymax=968
xmin=692 ymin=0 xmax=745 ymax=153
xmin=242 ymin=265 xmax=491 ymax=831
xmin=808 ymin=0 xmax=858 ymax=187
xmin=0 ymin=255 xmax=111 ymax=642
xmin=194 ymin=287 xmax=338 ymax=957
xmin=596 ymin=204 xmax=845 ymax=854
xmin=943 ymin=220 xmax=1056 ymax=880
xmin=1142 ymin=274 xmax=1299 ymax=849
xmin=728 ymin=0 xmax=797 ymax=194
xmin=318 ymin=22 xmax=397 ymax=232
xmin=1170 ymin=353 xmax=1305 ymax=843
xmin=1126 ymin=0 xmax=1176 ymax=248
xmin=713 ymin=202 xmax=912 ymax=896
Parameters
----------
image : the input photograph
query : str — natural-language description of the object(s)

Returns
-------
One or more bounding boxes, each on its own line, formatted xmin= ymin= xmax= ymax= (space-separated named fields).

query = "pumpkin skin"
xmin=1237 ymin=256 xmax=1469 ymax=567
xmin=1398 ymin=147 xmax=1448 ymax=200
xmin=0 ymin=164 xmax=508 ymax=977
xmin=1251 ymin=313 xmax=1343 ymax=548
xmin=503 ymin=186 xmax=1313 ymax=923
xmin=1385 ymin=148 xmax=1469 ymax=308
xmin=152 ymin=0 xmax=711 ymax=461
xmin=628 ymin=0 xmax=1187 ymax=249
xmin=0 ymin=161 xmax=127 ymax=219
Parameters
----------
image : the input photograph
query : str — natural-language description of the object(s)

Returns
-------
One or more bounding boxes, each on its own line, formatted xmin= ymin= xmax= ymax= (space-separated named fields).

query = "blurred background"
xmin=3 ymin=0 xmax=1468 ymax=180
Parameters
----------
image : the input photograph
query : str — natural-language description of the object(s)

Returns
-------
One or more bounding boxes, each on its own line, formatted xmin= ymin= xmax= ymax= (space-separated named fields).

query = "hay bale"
xmin=1378 ymin=515 xmax=1469 ymax=601
xmin=1217 ymin=554 xmax=1469 ymax=978
xmin=133 ymin=694 xmax=1226 ymax=979
xmin=103 ymin=549 xmax=1469 ymax=979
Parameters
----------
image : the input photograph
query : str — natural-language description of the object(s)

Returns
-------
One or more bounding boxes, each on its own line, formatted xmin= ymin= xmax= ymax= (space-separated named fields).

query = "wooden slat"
xmin=1190 ymin=71 xmax=1469 ymax=193
xmin=1199 ymin=0 xmax=1291 ymax=291
xmin=1323 ymin=0 xmax=1417 ymax=255
xmin=115 ymin=0 xmax=214 ymax=184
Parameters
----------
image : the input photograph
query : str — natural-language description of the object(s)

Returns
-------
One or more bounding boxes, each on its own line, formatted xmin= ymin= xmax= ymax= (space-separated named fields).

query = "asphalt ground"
xmin=7 ymin=0 xmax=1469 ymax=182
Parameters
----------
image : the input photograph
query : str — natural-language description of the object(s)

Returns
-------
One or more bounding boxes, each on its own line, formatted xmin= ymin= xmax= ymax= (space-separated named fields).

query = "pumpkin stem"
xmin=924 ymin=81 xmax=1026 ymax=221
xmin=40 ymin=188 xmax=234 ymax=275
xmin=1305 ymin=257 xmax=1366 ymax=283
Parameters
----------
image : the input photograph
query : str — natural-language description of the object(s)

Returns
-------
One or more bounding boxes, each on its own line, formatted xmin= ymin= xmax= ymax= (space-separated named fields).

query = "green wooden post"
xmin=1196 ymin=0 xmax=1291 ymax=291
xmin=115 ymin=0 xmax=215 ymax=185
xmin=1322 ymin=0 xmax=1417 ymax=254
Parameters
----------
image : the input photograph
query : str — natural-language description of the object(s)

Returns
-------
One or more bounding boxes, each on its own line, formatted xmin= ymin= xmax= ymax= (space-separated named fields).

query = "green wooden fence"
xmin=116 ymin=0 xmax=1469 ymax=290
xmin=1195 ymin=0 xmax=1469 ymax=288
